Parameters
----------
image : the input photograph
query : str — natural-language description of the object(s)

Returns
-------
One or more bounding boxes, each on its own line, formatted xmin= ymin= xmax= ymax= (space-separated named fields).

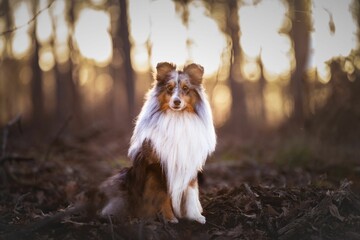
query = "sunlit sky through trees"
xmin=4 ymin=0 xmax=357 ymax=79
xmin=0 ymin=0 xmax=359 ymax=126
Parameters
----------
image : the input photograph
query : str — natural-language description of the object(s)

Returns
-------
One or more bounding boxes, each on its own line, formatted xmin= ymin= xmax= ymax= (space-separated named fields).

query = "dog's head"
xmin=155 ymin=62 xmax=204 ymax=112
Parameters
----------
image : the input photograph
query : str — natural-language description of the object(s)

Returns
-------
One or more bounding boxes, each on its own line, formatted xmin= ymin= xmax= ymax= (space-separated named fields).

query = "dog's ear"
xmin=156 ymin=62 xmax=176 ymax=82
xmin=183 ymin=63 xmax=204 ymax=85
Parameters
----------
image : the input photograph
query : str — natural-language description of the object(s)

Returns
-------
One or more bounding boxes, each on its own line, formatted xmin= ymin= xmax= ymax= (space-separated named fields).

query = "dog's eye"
xmin=166 ymin=86 xmax=174 ymax=93
xmin=182 ymin=86 xmax=189 ymax=92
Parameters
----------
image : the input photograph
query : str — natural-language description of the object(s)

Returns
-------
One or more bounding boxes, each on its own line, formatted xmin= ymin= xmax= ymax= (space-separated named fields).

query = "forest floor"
xmin=1 ymin=123 xmax=360 ymax=240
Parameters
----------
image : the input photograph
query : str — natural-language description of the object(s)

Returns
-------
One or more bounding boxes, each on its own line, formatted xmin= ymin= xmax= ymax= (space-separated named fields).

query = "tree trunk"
xmin=0 ymin=0 xmax=11 ymax=124
xmin=30 ymin=0 xmax=44 ymax=126
xmin=119 ymin=0 xmax=135 ymax=121
xmin=226 ymin=0 xmax=248 ymax=136
xmin=53 ymin=55 xmax=76 ymax=124
xmin=49 ymin=6 xmax=67 ymax=123
xmin=2 ymin=0 xmax=11 ymax=58
xmin=55 ymin=1 xmax=80 ymax=126
xmin=289 ymin=0 xmax=311 ymax=126
xmin=257 ymin=56 xmax=267 ymax=125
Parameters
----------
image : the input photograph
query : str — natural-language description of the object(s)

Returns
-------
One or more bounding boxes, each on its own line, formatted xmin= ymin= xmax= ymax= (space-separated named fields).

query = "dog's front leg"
xmin=183 ymin=178 xmax=205 ymax=224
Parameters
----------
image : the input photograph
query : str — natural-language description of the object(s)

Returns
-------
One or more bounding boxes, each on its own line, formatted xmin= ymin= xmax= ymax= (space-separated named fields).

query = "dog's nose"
xmin=173 ymin=98 xmax=181 ymax=106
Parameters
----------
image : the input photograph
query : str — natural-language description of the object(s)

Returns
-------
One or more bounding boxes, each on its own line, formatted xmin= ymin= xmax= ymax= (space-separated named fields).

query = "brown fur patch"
xmin=161 ymin=193 xmax=176 ymax=221
xmin=180 ymin=192 xmax=186 ymax=217
xmin=157 ymin=81 xmax=175 ymax=112
xmin=156 ymin=62 xmax=176 ymax=82
xmin=183 ymin=89 xmax=199 ymax=113
xmin=124 ymin=140 xmax=176 ymax=221
xmin=188 ymin=177 xmax=198 ymax=188
xmin=183 ymin=63 xmax=204 ymax=85
xmin=140 ymin=163 xmax=168 ymax=218
xmin=139 ymin=163 xmax=176 ymax=222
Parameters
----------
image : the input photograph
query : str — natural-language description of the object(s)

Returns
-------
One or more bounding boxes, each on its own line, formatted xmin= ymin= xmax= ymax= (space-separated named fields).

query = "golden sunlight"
xmin=317 ymin=63 xmax=331 ymax=84
xmin=239 ymin=0 xmax=291 ymax=81
xmin=12 ymin=30 xmax=31 ymax=59
xmin=187 ymin=1 xmax=227 ymax=76
xmin=241 ymin=59 xmax=261 ymax=82
xmin=129 ymin=0 xmax=151 ymax=72
xmin=13 ymin=2 xmax=31 ymax=27
xmin=129 ymin=0 xmax=226 ymax=76
xmin=54 ymin=43 xmax=69 ymax=64
xmin=95 ymin=73 xmax=113 ymax=94
xmin=79 ymin=64 xmax=96 ymax=86
xmin=11 ymin=2 xmax=32 ymax=58
xmin=74 ymin=8 xmax=112 ymax=67
xmin=149 ymin=0 xmax=187 ymax=68
xmin=264 ymin=84 xmax=285 ymax=126
xmin=52 ymin=0 xmax=68 ymax=44
xmin=129 ymin=0 xmax=151 ymax=45
xmin=0 ymin=37 xmax=5 ymax=56
xmin=131 ymin=45 xmax=150 ymax=72
xmin=355 ymin=56 xmax=360 ymax=70
xmin=212 ymin=84 xmax=231 ymax=127
xmin=51 ymin=0 xmax=69 ymax=64
xmin=39 ymin=46 xmax=55 ymax=71
xmin=310 ymin=0 xmax=357 ymax=83
xmin=36 ymin=0 xmax=52 ymax=44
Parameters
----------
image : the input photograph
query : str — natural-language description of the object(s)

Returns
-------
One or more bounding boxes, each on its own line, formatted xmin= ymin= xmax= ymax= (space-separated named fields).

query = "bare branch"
xmin=0 ymin=0 xmax=56 ymax=37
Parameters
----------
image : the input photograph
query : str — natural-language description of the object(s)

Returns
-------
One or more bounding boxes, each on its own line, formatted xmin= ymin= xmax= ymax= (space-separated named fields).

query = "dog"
xmin=100 ymin=62 xmax=216 ymax=224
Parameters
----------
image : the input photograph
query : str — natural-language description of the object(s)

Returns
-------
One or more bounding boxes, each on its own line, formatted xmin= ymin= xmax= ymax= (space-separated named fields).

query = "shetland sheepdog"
xmin=99 ymin=62 xmax=216 ymax=224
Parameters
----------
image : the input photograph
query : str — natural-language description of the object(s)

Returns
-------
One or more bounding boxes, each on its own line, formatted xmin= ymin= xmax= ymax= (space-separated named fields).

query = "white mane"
xmin=128 ymin=87 xmax=216 ymax=217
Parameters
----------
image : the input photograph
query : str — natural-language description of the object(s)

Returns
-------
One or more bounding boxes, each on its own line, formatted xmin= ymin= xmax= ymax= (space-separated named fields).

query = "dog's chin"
xmin=169 ymin=105 xmax=184 ymax=111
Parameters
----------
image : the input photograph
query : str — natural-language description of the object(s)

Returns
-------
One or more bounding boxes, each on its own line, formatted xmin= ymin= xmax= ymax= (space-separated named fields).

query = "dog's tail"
xmin=99 ymin=169 xmax=130 ymax=219
xmin=99 ymin=140 xmax=156 ymax=219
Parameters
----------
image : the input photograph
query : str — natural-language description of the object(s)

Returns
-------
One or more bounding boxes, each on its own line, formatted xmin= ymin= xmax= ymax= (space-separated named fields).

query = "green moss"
xmin=275 ymin=137 xmax=313 ymax=168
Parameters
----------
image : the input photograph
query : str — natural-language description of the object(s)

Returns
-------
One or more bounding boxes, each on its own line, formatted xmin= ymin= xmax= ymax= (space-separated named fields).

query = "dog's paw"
xmin=168 ymin=217 xmax=179 ymax=224
xmin=194 ymin=215 xmax=206 ymax=224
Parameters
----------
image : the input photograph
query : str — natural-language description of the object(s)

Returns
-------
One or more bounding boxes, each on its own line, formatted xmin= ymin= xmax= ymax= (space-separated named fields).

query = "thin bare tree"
xmin=289 ymin=0 xmax=311 ymax=126
xmin=119 ymin=0 xmax=135 ymax=121
xmin=30 ymin=0 xmax=44 ymax=126
xmin=226 ymin=0 xmax=249 ymax=136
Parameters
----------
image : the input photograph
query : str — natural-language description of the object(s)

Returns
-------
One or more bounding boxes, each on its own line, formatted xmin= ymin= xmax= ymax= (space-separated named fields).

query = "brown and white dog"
xmin=100 ymin=62 xmax=216 ymax=224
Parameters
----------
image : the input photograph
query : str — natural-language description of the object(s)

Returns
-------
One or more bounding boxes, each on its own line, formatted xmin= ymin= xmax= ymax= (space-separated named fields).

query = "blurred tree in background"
xmin=0 ymin=0 xmax=359 ymax=146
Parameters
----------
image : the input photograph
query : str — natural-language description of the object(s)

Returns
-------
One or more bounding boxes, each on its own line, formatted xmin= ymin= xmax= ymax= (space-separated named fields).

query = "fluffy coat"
xmin=128 ymin=62 xmax=216 ymax=223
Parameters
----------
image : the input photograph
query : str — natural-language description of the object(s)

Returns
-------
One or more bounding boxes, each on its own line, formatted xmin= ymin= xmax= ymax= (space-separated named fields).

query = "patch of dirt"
xmin=1 ymin=131 xmax=360 ymax=240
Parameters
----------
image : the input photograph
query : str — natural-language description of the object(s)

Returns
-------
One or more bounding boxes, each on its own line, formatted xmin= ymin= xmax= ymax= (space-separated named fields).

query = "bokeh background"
xmin=1 ymin=2 xmax=360 ymax=238
xmin=0 ymin=0 xmax=360 ymax=152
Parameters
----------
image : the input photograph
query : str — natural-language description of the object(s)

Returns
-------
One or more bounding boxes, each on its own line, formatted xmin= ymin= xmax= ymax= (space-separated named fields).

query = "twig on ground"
xmin=108 ymin=215 xmax=115 ymax=240
xmin=244 ymin=183 xmax=262 ymax=210
xmin=14 ymin=192 xmax=31 ymax=213
xmin=61 ymin=219 xmax=94 ymax=226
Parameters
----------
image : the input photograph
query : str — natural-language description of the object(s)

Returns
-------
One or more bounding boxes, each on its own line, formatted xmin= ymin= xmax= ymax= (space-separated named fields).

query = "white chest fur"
xmin=155 ymin=112 xmax=212 ymax=181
